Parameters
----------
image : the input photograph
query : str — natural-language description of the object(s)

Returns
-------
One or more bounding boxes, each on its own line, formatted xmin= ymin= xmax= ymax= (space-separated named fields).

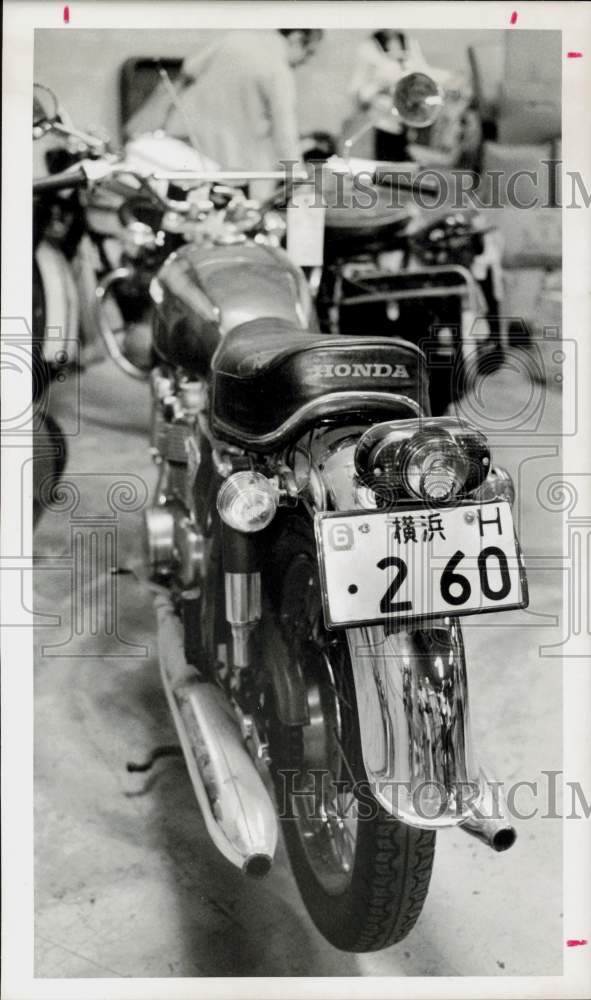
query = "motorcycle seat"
xmin=321 ymin=174 xmax=415 ymax=260
xmin=325 ymin=204 xmax=412 ymax=236
xmin=211 ymin=317 xmax=429 ymax=452
xmin=324 ymin=204 xmax=413 ymax=261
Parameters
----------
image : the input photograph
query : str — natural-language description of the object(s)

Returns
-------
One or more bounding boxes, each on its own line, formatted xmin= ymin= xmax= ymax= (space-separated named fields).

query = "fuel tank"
xmin=151 ymin=242 xmax=318 ymax=375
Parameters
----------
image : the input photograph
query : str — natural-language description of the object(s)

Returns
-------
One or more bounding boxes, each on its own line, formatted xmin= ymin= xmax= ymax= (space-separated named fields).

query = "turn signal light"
xmin=217 ymin=472 xmax=278 ymax=533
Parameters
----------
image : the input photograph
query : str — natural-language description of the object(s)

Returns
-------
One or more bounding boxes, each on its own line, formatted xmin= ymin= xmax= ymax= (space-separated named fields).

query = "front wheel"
xmin=266 ymin=519 xmax=435 ymax=952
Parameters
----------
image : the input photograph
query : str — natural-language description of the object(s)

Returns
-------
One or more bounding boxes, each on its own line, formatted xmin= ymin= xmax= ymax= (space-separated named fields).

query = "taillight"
xmin=401 ymin=435 xmax=469 ymax=502
xmin=354 ymin=417 xmax=490 ymax=505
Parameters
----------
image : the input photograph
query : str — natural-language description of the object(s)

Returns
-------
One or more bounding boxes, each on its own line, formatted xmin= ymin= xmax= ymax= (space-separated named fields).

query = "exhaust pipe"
xmin=154 ymin=593 xmax=278 ymax=875
xmin=461 ymin=820 xmax=517 ymax=853
xmin=459 ymin=770 xmax=517 ymax=852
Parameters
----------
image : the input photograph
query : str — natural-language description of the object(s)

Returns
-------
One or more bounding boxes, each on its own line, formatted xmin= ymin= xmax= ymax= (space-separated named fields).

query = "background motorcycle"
xmin=32 ymin=85 xmax=86 ymax=523
xmin=33 ymin=78 xmax=528 ymax=953
xmin=300 ymin=74 xmax=505 ymax=417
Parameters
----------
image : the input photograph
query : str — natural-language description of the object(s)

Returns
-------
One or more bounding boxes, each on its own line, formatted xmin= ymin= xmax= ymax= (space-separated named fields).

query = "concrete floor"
xmin=34 ymin=344 xmax=563 ymax=978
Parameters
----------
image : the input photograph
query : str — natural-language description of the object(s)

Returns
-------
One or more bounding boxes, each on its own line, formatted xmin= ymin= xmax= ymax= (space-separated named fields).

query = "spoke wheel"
xmin=281 ymin=558 xmax=359 ymax=895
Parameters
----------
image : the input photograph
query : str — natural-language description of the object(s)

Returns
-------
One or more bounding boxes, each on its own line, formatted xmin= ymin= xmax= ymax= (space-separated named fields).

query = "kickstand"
xmin=126 ymin=744 xmax=183 ymax=773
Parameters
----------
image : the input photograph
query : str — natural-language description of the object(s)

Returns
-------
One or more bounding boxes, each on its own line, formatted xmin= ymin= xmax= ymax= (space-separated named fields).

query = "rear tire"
xmin=266 ymin=518 xmax=435 ymax=952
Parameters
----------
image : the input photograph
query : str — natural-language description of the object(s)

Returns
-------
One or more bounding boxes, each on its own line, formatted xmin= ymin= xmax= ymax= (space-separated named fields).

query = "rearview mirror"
xmin=33 ymin=83 xmax=58 ymax=129
xmin=341 ymin=71 xmax=444 ymax=162
xmin=393 ymin=72 xmax=443 ymax=129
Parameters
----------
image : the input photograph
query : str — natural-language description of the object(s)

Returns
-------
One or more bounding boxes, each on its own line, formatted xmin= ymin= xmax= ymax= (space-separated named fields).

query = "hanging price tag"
xmin=286 ymin=182 xmax=326 ymax=266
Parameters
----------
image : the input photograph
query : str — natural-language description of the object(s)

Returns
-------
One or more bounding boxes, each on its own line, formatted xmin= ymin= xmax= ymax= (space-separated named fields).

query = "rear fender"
xmin=311 ymin=428 xmax=484 ymax=829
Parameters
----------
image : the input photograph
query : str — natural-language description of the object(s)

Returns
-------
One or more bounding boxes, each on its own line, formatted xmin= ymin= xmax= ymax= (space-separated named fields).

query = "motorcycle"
xmin=300 ymin=73 xmax=505 ymax=416
xmin=33 ymin=75 xmax=528 ymax=952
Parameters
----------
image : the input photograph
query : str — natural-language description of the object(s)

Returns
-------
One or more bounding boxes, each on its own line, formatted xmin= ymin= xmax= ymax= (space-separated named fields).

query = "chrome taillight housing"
xmin=354 ymin=417 xmax=491 ymax=505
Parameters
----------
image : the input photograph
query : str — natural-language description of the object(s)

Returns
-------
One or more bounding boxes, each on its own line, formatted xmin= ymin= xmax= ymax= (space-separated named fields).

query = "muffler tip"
xmin=243 ymin=854 xmax=273 ymax=879
xmin=492 ymin=827 xmax=517 ymax=852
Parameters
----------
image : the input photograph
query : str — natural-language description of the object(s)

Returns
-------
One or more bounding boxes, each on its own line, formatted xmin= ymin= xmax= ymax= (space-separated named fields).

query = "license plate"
xmin=315 ymin=502 xmax=528 ymax=629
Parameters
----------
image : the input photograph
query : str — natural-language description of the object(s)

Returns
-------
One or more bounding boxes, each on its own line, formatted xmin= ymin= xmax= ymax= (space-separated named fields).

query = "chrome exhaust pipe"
xmin=461 ymin=819 xmax=517 ymax=853
xmin=459 ymin=770 xmax=517 ymax=852
xmin=154 ymin=593 xmax=278 ymax=875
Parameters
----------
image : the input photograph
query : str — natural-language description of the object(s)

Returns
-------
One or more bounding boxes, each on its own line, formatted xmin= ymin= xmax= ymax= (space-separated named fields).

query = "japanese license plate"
xmin=315 ymin=502 xmax=528 ymax=629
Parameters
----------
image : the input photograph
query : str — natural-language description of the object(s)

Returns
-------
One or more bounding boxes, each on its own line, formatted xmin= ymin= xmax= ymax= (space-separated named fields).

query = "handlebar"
xmin=33 ymin=160 xmax=310 ymax=196
xmin=152 ymin=169 xmax=309 ymax=183
xmin=33 ymin=165 xmax=87 ymax=193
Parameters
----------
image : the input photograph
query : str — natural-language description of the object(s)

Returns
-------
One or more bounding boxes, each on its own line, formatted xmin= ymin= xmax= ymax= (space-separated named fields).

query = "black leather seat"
xmin=324 ymin=204 xmax=412 ymax=262
xmin=211 ymin=318 xmax=429 ymax=451
xmin=322 ymin=174 xmax=415 ymax=260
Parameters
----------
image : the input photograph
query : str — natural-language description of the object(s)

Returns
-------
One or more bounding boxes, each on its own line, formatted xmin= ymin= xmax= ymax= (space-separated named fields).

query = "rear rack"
xmin=331 ymin=263 xmax=481 ymax=331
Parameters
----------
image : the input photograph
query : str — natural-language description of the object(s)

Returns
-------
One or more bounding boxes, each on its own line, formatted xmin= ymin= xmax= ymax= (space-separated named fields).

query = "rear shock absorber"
xmin=222 ymin=525 xmax=261 ymax=672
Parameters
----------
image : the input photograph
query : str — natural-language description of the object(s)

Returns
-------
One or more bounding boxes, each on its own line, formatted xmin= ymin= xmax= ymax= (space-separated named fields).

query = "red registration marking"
xmin=510 ymin=11 xmax=518 ymax=25
xmin=567 ymin=52 xmax=583 ymax=58
xmin=566 ymin=938 xmax=588 ymax=947
xmin=63 ymin=4 xmax=70 ymax=22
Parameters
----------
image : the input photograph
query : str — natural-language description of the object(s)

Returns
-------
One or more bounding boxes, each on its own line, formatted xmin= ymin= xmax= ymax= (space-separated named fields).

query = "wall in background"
xmin=34 ymin=28 xmax=508 ymax=143
xmin=499 ymin=30 xmax=561 ymax=142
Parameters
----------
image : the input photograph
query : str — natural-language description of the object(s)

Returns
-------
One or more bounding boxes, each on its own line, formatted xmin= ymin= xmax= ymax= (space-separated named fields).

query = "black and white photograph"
xmin=2 ymin=2 xmax=591 ymax=998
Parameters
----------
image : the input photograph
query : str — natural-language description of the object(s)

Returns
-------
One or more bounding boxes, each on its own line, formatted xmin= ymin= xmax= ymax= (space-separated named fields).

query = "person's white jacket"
xmin=166 ymin=30 xmax=301 ymax=172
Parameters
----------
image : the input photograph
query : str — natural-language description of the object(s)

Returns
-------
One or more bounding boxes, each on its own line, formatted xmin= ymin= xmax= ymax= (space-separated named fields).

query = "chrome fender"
xmin=346 ymin=621 xmax=480 ymax=829
xmin=34 ymin=240 xmax=80 ymax=359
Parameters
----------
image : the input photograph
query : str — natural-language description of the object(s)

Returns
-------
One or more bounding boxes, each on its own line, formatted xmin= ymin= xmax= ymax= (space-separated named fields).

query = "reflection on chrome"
xmin=346 ymin=622 xmax=516 ymax=849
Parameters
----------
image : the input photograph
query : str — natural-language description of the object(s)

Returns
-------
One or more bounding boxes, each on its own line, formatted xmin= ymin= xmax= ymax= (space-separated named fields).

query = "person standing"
xmin=162 ymin=29 xmax=322 ymax=178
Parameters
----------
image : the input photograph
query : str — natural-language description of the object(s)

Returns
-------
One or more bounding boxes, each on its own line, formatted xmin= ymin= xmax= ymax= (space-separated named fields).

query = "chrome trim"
xmin=176 ymin=516 xmax=205 ymax=588
xmin=346 ymin=623 xmax=476 ymax=829
xmin=144 ymin=506 xmax=174 ymax=577
xmin=459 ymin=771 xmax=517 ymax=851
xmin=225 ymin=572 xmax=262 ymax=626
xmin=155 ymin=592 xmax=277 ymax=873
xmin=152 ymin=169 xmax=308 ymax=182
xmin=95 ymin=268 xmax=150 ymax=381
xmin=213 ymin=391 xmax=422 ymax=452
xmin=346 ymin=623 xmax=514 ymax=845
xmin=225 ymin=572 xmax=262 ymax=668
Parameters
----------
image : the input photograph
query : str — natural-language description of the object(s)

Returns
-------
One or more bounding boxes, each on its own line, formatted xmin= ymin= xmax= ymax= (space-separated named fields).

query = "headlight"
xmin=217 ymin=471 xmax=278 ymax=533
xmin=355 ymin=417 xmax=490 ymax=505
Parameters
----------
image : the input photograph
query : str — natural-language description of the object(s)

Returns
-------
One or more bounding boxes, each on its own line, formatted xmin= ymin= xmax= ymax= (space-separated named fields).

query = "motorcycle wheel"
xmin=266 ymin=519 xmax=435 ymax=952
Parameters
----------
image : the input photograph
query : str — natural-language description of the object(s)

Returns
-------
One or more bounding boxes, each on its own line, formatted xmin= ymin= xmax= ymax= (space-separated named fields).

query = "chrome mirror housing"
xmin=33 ymin=83 xmax=59 ymax=129
xmin=393 ymin=71 xmax=444 ymax=128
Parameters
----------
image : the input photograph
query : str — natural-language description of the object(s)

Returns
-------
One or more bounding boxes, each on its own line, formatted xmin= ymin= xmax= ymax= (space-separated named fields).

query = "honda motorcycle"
xmin=33 ymin=74 xmax=528 ymax=952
